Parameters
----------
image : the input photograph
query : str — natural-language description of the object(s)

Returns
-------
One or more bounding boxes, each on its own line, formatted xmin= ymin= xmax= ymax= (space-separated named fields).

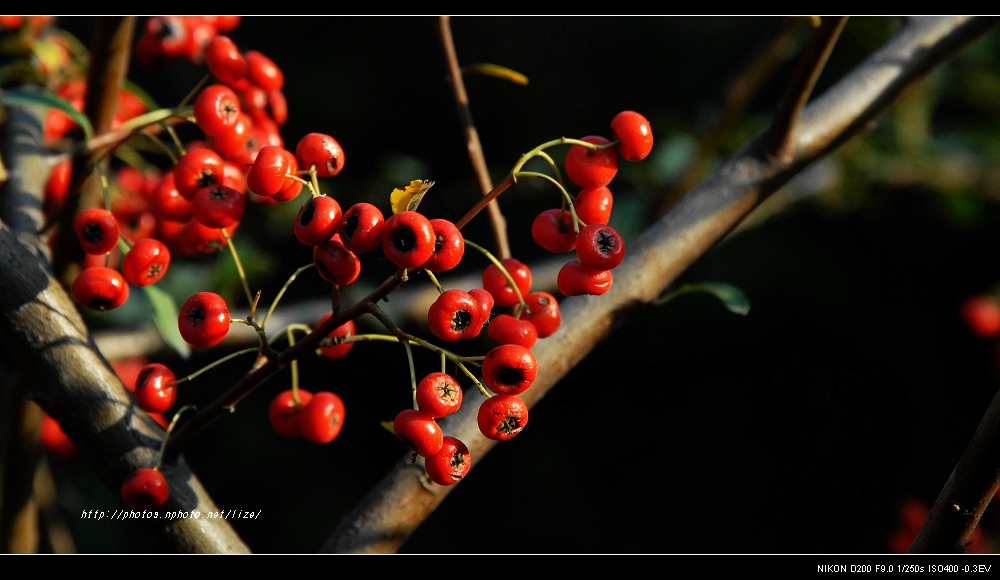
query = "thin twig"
xmin=436 ymin=16 xmax=510 ymax=260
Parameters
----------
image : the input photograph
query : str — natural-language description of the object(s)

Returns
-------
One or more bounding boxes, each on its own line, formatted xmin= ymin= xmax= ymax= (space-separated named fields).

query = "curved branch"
xmin=0 ymin=102 xmax=250 ymax=553
xmin=321 ymin=15 xmax=1000 ymax=554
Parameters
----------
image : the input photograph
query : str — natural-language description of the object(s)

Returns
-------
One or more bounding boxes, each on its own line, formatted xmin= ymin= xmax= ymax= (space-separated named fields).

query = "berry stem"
xmin=155 ymin=405 xmax=197 ymax=467
xmin=172 ymin=347 xmax=260 ymax=387
xmin=222 ymin=229 xmax=254 ymax=308
xmin=261 ymin=263 xmax=316 ymax=331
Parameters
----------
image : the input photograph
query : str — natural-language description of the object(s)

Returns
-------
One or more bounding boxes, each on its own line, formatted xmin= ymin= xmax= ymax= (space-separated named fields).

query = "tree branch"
xmin=321 ymin=15 xmax=1000 ymax=554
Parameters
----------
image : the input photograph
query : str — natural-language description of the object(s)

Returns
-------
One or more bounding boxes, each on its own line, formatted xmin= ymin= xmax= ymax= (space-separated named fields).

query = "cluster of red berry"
xmin=31 ymin=20 xmax=654 ymax=509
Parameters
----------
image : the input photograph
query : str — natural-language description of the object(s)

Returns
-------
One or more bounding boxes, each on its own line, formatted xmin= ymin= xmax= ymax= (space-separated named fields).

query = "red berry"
xmin=111 ymin=197 xmax=157 ymax=244
xmin=557 ymin=260 xmax=612 ymax=296
xmin=416 ymin=372 xmax=463 ymax=418
xmin=133 ymin=363 xmax=177 ymax=414
xmin=173 ymin=148 xmax=225 ymax=200
xmin=482 ymin=258 xmax=532 ymax=308
xmin=121 ymin=238 xmax=171 ymax=286
xmin=204 ymin=34 xmax=248 ymax=90
xmin=206 ymin=112 xmax=251 ymax=159
xmin=178 ymin=291 xmax=230 ymax=348
xmin=270 ymin=152 xmax=304 ymax=202
xmin=961 ymin=295 xmax=1000 ymax=338
xmin=299 ymin=391 xmax=346 ymax=444
xmin=574 ymin=185 xmax=613 ymax=225
xmin=246 ymin=145 xmax=294 ymax=197
xmin=423 ymin=218 xmax=465 ymax=273
xmin=381 ymin=211 xmax=435 ymax=270
xmin=39 ymin=412 xmax=76 ymax=460
xmin=44 ymin=159 xmax=72 ymax=216
xmin=487 ymin=314 xmax=538 ymax=349
xmin=295 ymin=194 xmax=343 ymax=246
xmin=481 ymin=343 xmax=538 ymax=395
xmin=191 ymin=184 xmax=246 ymax=228
xmin=295 ymin=132 xmax=346 ymax=178
xmin=610 ymin=110 xmax=654 ymax=162
xmin=339 ymin=202 xmax=385 ymax=254
xmin=244 ymin=49 xmax=284 ymax=91
xmin=177 ymin=219 xmax=236 ymax=256
xmin=468 ymin=287 xmax=494 ymax=336
xmin=392 ymin=409 xmax=443 ymax=457
xmin=265 ymin=88 xmax=288 ymax=127
xmin=313 ymin=237 xmax=361 ymax=286
xmin=315 ymin=313 xmax=357 ymax=359
xmin=531 ymin=208 xmax=577 ymax=253
xmin=74 ymin=207 xmax=120 ymax=255
xmin=269 ymin=388 xmax=313 ymax=438
xmin=425 ymin=436 xmax=471 ymax=486
xmin=428 ymin=289 xmax=481 ymax=342
xmin=575 ymin=223 xmax=625 ymax=270
xmin=193 ymin=84 xmax=242 ymax=137
xmin=121 ymin=468 xmax=169 ymax=510
xmin=520 ymin=291 xmax=561 ymax=338
xmin=72 ymin=266 xmax=129 ymax=311
xmin=150 ymin=172 xmax=194 ymax=222
xmin=565 ymin=135 xmax=618 ymax=189
xmin=477 ymin=394 xmax=528 ymax=441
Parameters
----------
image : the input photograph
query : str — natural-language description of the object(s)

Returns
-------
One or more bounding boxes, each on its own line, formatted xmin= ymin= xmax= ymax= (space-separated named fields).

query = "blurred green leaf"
xmin=656 ymin=281 xmax=750 ymax=316
xmin=1 ymin=88 xmax=94 ymax=140
xmin=143 ymin=284 xmax=190 ymax=359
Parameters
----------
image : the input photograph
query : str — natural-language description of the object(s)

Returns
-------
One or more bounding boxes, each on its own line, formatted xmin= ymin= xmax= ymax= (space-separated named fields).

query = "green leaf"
xmin=1 ymin=88 xmax=94 ymax=140
xmin=656 ymin=282 xmax=750 ymax=316
xmin=142 ymin=284 xmax=191 ymax=359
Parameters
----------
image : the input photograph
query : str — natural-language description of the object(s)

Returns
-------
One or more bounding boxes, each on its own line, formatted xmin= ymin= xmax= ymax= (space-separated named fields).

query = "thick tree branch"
xmin=322 ymin=15 xmax=1000 ymax=554
xmin=0 ymin=103 xmax=249 ymax=553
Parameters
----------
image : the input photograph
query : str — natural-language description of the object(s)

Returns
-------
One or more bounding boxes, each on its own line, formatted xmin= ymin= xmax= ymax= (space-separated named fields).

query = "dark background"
xmin=38 ymin=16 xmax=1000 ymax=554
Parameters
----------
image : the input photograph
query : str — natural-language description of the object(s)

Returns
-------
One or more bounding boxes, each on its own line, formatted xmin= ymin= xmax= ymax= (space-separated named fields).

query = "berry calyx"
xmin=121 ymin=467 xmax=169 ymax=510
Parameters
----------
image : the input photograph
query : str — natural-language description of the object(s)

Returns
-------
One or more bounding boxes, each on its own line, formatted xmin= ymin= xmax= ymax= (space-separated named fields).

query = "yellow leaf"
xmin=460 ymin=63 xmax=529 ymax=86
xmin=390 ymin=179 xmax=435 ymax=214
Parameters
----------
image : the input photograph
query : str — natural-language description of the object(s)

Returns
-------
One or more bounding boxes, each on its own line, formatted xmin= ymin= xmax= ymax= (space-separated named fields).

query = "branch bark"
xmin=0 ymin=102 xmax=249 ymax=553
xmin=322 ymin=15 xmax=1000 ymax=554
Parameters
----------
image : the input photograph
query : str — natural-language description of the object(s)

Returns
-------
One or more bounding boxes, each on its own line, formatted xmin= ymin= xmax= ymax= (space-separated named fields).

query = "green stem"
xmin=262 ymin=263 xmax=316 ymax=331
xmin=222 ymin=229 xmax=254 ymax=308
xmin=172 ymin=347 xmax=259 ymax=387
